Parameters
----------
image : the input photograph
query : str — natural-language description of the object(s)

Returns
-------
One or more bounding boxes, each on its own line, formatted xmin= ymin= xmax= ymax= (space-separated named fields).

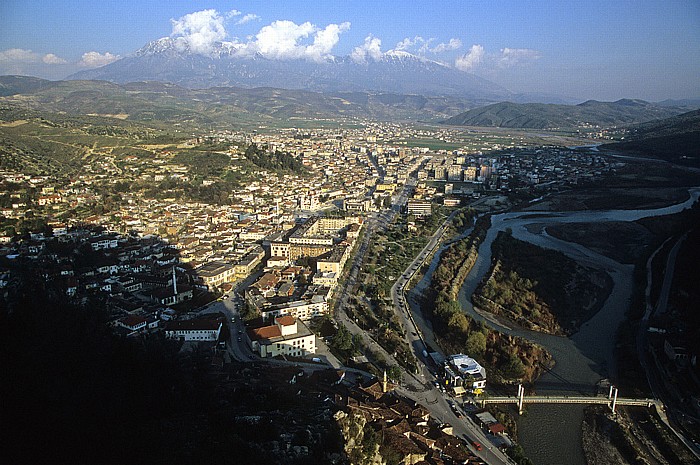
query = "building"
xmin=197 ymin=261 xmax=236 ymax=288
xmin=407 ymin=199 xmax=432 ymax=218
xmin=164 ymin=319 xmax=223 ymax=342
xmin=246 ymin=316 xmax=316 ymax=358
xmin=444 ymin=354 xmax=486 ymax=395
xmin=260 ymin=295 xmax=329 ymax=322
xmin=316 ymin=244 xmax=350 ymax=275
xmin=234 ymin=245 xmax=265 ymax=277
xmin=116 ymin=315 xmax=147 ymax=333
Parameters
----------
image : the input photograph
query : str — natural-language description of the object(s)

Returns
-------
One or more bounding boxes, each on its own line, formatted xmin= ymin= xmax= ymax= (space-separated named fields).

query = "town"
xmin=0 ymin=119 xmax=627 ymax=464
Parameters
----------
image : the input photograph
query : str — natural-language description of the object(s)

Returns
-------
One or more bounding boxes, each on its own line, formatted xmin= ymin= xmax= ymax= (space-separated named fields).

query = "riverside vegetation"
xmin=427 ymin=215 xmax=552 ymax=385
xmin=474 ymin=230 xmax=613 ymax=335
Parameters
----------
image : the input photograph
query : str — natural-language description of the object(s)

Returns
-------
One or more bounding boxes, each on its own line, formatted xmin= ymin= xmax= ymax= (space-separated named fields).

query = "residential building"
xmin=164 ymin=319 xmax=223 ymax=342
xmin=246 ymin=316 xmax=316 ymax=358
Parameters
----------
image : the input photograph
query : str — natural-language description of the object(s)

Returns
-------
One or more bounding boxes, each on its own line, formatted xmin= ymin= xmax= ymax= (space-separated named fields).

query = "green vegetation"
xmin=444 ymin=100 xmax=685 ymax=129
xmin=346 ymin=208 xmax=457 ymax=373
xmin=428 ymin=215 xmax=552 ymax=384
xmin=601 ymin=109 xmax=700 ymax=167
xmin=507 ymin=444 xmax=535 ymax=465
xmin=475 ymin=230 xmax=612 ymax=335
xmin=244 ymin=143 xmax=308 ymax=174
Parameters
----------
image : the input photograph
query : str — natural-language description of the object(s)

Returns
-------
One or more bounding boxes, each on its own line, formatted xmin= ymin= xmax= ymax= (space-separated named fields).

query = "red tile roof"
xmin=276 ymin=315 xmax=295 ymax=326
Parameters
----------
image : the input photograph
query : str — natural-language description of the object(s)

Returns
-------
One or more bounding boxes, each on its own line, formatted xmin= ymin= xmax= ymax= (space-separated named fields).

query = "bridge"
xmin=479 ymin=384 xmax=660 ymax=415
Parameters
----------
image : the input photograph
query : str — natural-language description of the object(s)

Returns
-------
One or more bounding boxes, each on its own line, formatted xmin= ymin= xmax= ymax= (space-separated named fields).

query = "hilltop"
xmin=442 ymin=99 xmax=689 ymax=129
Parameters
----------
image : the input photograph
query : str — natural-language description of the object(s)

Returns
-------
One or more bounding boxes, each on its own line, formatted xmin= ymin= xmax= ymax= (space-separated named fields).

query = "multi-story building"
xmin=164 ymin=319 xmax=223 ymax=342
xmin=407 ymin=199 xmax=432 ymax=218
xmin=197 ymin=261 xmax=236 ymax=288
xmin=260 ymin=295 xmax=328 ymax=322
xmin=444 ymin=353 xmax=487 ymax=395
xmin=316 ymin=245 xmax=350 ymax=275
xmin=247 ymin=316 xmax=316 ymax=358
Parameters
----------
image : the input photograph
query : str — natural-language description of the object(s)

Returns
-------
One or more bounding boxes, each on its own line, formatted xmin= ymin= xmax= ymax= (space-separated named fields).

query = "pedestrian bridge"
xmin=479 ymin=384 xmax=660 ymax=415
xmin=480 ymin=395 xmax=657 ymax=408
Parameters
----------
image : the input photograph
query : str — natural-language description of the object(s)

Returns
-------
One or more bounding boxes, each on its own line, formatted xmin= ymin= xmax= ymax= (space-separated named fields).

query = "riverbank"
xmin=473 ymin=230 xmax=613 ymax=335
xmin=581 ymin=405 xmax=697 ymax=465
xmin=453 ymin=188 xmax=700 ymax=465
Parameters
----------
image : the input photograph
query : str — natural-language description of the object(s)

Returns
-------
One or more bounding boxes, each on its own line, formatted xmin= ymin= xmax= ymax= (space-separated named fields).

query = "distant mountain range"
xmin=601 ymin=109 xmax=700 ymax=166
xmin=442 ymin=100 xmax=690 ymax=129
xmin=0 ymin=76 xmax=485 ymax=125
xmin=67 ymin=38 xmax=520 ymax=102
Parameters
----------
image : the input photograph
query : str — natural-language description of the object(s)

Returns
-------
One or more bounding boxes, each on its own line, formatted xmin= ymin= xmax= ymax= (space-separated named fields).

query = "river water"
xmin=407 ymin=188 xmax=700 ymax=465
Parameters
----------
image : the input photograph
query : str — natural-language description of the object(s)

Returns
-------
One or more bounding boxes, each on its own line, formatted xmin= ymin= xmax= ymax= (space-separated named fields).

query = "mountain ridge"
xmin=67 ymin=38 xmax=512 ymax=100
xmin=600 ymin=109 xmax=700 ymax=166
xmin=442 ymin=100 xmax=690 ymax=129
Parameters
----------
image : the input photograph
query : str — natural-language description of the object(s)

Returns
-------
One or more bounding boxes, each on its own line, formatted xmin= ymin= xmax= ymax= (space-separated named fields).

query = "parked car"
xmin=471 ymin=441 xmax=482 ymax=451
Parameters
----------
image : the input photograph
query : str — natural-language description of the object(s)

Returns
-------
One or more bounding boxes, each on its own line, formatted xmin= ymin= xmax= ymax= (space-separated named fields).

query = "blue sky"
xmin=1 ymin=1 xmax=699 ymax=101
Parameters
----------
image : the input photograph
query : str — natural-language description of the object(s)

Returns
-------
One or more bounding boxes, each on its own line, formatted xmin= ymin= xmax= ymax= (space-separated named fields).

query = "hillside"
xmin=600 ymin=109 xmax=700 ymax=166
xmin=0 ymin=76 xmax=483 ymax=125
xmin=443 ymin=99 xmax=686 ymax=129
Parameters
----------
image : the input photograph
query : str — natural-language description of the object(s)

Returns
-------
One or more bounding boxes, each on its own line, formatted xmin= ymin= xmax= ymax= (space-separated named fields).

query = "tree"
xmin=466 ymin=331 xmax=487 ymax=356
xmin=331 ymin=324 xmax=353 ymax=352
xmin=387 ymin=365 xmax=402 ymax=382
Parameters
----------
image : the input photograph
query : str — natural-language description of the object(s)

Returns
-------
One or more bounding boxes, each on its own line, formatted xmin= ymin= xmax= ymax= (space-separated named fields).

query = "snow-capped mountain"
xmin=69 ymin=39 xmax=511 ymax=99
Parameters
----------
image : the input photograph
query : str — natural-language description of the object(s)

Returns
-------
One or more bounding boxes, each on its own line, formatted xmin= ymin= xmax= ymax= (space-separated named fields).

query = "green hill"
xmin=443 ymin=99 xmax=686 ymax=129
xmin=0 ymin=76 xmax=479 ymax=126
xmin=600 ymin=109 xmax=700 ymax=167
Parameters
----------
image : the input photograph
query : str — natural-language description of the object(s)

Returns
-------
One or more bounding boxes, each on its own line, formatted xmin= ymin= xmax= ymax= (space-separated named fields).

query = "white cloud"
xmin=42 ymin=53 xmax=67 ymax=65
xmin=236 ymin=13 xmax=260 ymax=25
xmin=351 ymin=35 xmax=383 ymax=63
xmin=499 ymin=48 xmax=541 ymax=67
xmin=251 ymin=20 xmax=315 ymax=59
xmin=393 ymin=36 xmax=437 ymax=55
xmin=395 ymin=36 xmax=423 ymax=51
xmin=170 ymin=9 xmax=228 ymax=55
xmin=305 ymin=22 xmax=351 ymax=61
xmin=0 ymin=48 xmax=42 ymax=63
xmin=455 ymin=44 xmax=484 ymax=71
xmin=167 ymin=10 xmax=349 ymax=62
xmin=239 ymin=19 xmax=350 ymax=62
xmin=431 ymin=38 xmax=462 ymax=53
xmin=79 ymin=51 xmax=120 ymax=68
xmin=0 ymin=49 xmax=67 ymax=66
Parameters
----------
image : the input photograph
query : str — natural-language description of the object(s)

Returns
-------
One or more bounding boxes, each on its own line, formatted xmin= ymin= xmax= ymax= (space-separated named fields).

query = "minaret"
xmin=382 ymin=370 xmax=388 ymax=393
xmin=172 ymin=266 xmax=177 ymax=295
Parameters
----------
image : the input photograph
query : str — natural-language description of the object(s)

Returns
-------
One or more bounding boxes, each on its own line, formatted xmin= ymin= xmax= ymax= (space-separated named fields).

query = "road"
xmin=390 ymin=207 xmax=465 ymax=367
xmin=638 ymin=233 xmax=700 ymax=460
xmin=331 ymin=172 xmax=513 ymax=465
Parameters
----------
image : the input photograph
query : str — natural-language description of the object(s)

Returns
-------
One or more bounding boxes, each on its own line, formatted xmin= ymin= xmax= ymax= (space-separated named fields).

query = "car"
xmin=237 ymin=337 xmax=242 ymax=342
xmin=471 ymin=441 xmax=482 ymax=451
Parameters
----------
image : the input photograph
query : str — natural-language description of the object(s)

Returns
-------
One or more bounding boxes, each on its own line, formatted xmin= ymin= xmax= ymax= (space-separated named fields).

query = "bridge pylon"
xmin=610 ymin=386 xmax=619 ymax=415
xmin=517 ymin=384 xmax=525 ymax=415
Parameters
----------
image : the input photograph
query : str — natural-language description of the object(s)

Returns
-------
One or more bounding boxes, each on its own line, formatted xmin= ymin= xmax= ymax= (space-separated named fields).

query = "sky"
xmin=1 ymin=0 xmax=699 ymax=101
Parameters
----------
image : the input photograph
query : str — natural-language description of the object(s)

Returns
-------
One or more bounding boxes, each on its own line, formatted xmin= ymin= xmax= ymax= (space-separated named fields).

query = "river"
xmin=407 ymin=188 xmax=700 ymax=465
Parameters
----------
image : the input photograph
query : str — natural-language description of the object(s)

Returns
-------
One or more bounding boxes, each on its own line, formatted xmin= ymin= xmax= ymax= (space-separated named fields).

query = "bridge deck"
xmin=481 ymin=396 xmax=656 ymax=407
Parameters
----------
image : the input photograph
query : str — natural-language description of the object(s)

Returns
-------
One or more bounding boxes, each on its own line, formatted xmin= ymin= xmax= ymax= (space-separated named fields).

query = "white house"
xmin=247 ymin=316 xmax=316 ymax=358
xmin=444 ymin=353 xmax=487 ymax=395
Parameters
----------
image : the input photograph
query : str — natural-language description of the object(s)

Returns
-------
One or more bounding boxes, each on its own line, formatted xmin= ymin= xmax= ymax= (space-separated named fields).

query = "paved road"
xmin=638 ymin=233 xmax=700 ymax=460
